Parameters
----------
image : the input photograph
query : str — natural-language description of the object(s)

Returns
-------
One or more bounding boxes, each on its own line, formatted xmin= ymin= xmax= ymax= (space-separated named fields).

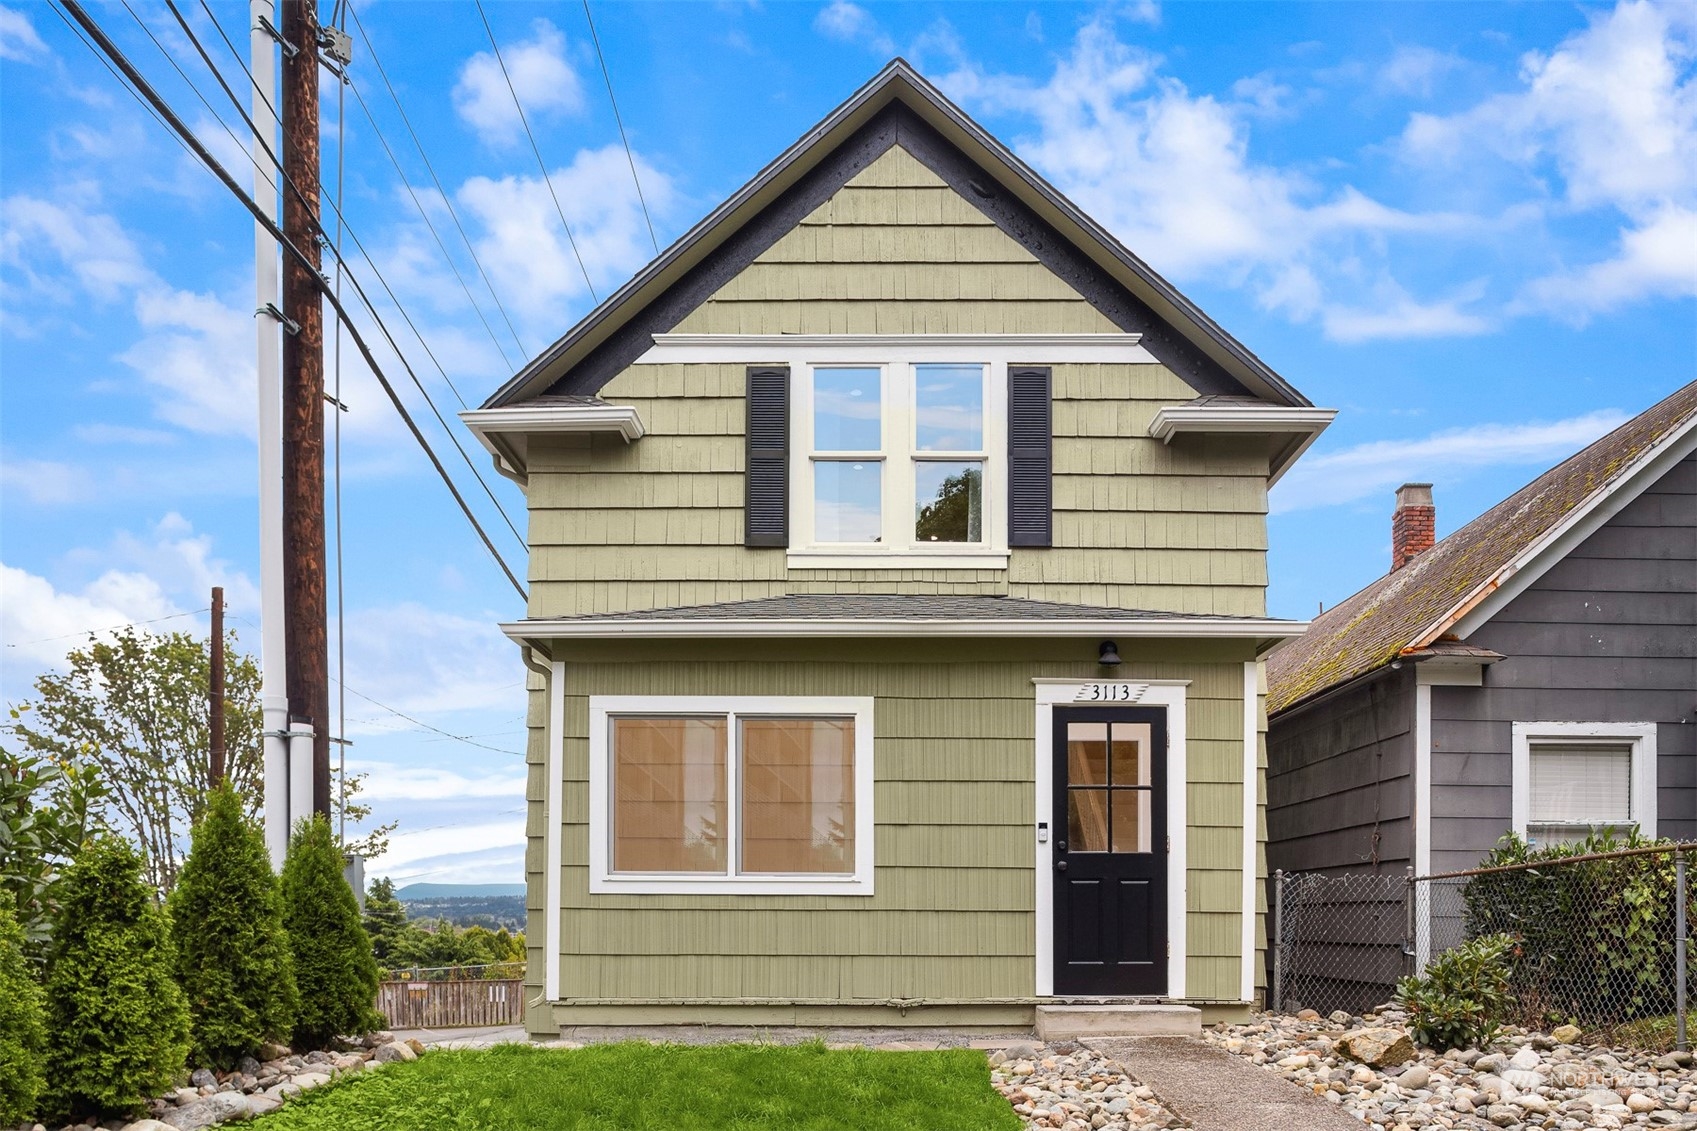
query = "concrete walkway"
xmin=1090 ymin=1037 xmax=1364 ymax=1131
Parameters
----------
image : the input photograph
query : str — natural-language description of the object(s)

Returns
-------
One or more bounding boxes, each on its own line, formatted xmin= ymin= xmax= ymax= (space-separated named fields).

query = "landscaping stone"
xmin=158 ymin=1092 xmax=248 ymax=1130
xmin=187 ymin=1071 xmax=216 ymax=1091
xmin=1206 ymin=1009 xmax=1697 ymax=1131
xmin=990 ymin=1041 xmax=1184 ymax=1129
xmin=373 ymin=1040 xmax=416 ymax=1063
xmin=1335 ymin=1027 xmax=1415 ymax=1067
xmin=289 ymin=1073 xmax=331 ymax=1091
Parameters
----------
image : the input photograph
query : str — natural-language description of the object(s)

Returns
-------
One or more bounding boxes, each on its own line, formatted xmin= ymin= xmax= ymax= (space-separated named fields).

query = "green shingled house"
xmin=463 ymin=60 xmax=1333 ymax=1038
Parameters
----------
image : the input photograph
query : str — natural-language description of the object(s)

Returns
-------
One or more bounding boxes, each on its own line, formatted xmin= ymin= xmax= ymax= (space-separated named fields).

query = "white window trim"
xmin=1511 ymin=721 xmax=1658 ymax=843
xmin=789 ymin=360 xmax=1008 ymax=569
xmin=587 ymin=695 xmax=876 ymax=896
xmin=1032 ymin=678 xmax=1188 ymax=1000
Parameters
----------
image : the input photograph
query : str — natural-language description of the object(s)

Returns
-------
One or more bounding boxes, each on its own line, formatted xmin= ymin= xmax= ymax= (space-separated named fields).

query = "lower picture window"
xmin=593 ymin=697 xmax=874 ymax=893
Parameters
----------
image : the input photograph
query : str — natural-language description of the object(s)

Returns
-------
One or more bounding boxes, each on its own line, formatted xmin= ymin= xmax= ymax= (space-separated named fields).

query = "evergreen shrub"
xmin=283 ymin=815 xmax=381 ymax=1048
xmin=169 ymin=783 xmax=299 ymax=1068
xmin=0 ymin=901 xmax=46 ymax=1124
xmin=41 ymin=835 xmax=190 ymax=1121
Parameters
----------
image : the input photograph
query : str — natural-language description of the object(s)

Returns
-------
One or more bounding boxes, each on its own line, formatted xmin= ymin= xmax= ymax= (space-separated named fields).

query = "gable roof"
xmin=479 ymin=59 xmax=1310 ymax=411
xmin=1267 ymin=380 xmax=1697 ymax=716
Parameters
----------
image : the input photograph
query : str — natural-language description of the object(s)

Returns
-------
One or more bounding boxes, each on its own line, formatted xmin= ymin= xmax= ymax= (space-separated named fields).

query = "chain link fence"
xmin=1274 ymin=843 xmax=1697 ymax=1046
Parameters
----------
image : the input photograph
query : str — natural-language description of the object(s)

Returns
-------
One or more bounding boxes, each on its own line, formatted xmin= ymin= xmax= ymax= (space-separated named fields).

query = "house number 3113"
xmin=1075 ymin=683 xmax=1147 ymax=703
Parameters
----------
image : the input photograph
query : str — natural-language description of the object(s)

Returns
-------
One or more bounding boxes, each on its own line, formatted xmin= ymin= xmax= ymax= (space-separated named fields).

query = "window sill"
xmin=589 ymin=874 xmax=875 ymax=896
xmin=786 ymin=549 xmax=1010 ymax=571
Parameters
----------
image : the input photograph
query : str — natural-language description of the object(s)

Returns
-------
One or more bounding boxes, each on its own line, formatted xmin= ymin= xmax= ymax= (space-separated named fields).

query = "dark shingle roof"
xmin=553 ymin=594 xmax=1246 ymax=623
xmin=1267 ymin=380 xmax=1697 ymax=716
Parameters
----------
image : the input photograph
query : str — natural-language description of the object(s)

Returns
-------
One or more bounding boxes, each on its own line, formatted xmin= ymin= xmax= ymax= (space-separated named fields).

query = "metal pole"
xmin=209 ymin=586 xmax=225 ymax=787
xmin=280 ymin=0 xmax=331 ymax=820
xmin=1678 ymin=854 xmax=1688 ymax=1053
xmin=1405 ymin=865 xmax=1417 ymax=978
xmin=1272 ymin=868 xmax=1284 ymax=1013
xmin=252 ymin=0 xmax=291 ymax=869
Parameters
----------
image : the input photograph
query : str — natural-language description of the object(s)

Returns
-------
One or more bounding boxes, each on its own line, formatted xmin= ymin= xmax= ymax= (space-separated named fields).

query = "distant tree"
xmin=915 ymin=467 xmax=982 ymax=543
xmin=283 ymin=817 xmax=381 ymax=1047
xmin=7 ymin=628 xmax=395 ymax=889
xmin=0 ymin=741 xmax=106 ymax=951
xmin=362 ymin=877 xmax=411 ymax=964
xmin=0 ymin=902 xmax=45 ymax=1124
xmin=169 ymin=784 xmax=298 ymax=1069
xmin=41 ymin=835 xmax=189 ymax=1122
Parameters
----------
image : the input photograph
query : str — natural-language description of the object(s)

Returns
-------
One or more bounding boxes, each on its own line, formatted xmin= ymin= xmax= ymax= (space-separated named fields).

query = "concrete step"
xmin=1035 ymin=1003 xmax=1201 ymax=1040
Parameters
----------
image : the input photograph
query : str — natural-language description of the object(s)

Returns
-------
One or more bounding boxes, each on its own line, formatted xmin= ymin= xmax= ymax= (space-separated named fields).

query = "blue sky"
xmin=3 ymin=0 xmax=1693 ymax=885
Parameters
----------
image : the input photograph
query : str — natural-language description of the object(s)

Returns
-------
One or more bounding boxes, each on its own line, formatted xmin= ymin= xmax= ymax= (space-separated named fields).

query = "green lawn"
xmin=252 ymin=1041 xmax=1022 ymax=1131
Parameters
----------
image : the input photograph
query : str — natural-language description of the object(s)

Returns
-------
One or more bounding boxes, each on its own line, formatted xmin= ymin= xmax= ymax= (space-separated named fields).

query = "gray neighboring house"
xmin=1265 ymin=381 xmax=1697 ymax=900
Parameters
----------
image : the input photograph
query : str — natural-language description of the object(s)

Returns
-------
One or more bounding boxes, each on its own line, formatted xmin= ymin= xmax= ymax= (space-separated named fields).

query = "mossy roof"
xmin=1267 ymin=380 xmax=1697 ymax=716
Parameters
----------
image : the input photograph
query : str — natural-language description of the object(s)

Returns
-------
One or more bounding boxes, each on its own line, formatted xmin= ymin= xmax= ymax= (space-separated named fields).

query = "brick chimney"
xmin=1392 ymin=483 xmax=1435 ymax=571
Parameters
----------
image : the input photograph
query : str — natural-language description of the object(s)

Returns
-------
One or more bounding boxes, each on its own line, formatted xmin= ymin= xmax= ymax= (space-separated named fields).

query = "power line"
xmin=341 ymin=685 xmax=523 ymax=756
xmin=343 ymin=1 xmax=531 ymax=363
xmin=473 ymin=0 xmax=598 ymax=303
xmin=56 ymin=0 xmax=528 ymax=600
xmin=582 ymin=0 xmax=658 ymax=256
xmin=4 ymin=607 xmax=212 ymax=650
xmin=160 ymin=0 xmax=526 ymax=551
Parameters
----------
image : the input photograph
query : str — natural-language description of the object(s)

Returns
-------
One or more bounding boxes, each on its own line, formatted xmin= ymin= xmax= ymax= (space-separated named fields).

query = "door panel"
xmin=1052 ymin=707 xmax=1167 ymax=995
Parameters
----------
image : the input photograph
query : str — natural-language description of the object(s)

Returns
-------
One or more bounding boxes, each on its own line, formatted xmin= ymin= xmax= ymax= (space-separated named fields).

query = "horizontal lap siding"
xmin=1266 ymin=667 xmax=1414 ymax=875
xmin=1431 ymin=452 xmax=1697 ymax=863
xmin=538 ymin=645 xmax=1253 ymax=1004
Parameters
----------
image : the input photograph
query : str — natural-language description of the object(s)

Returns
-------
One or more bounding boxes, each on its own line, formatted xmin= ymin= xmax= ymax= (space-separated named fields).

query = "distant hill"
xmin=395 ymin=883 xmax=525 ymax=900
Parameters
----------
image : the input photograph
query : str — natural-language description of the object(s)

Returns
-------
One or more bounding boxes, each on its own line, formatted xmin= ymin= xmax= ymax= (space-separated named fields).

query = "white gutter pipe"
xmin=253 ymin=0 xmax=290 ymax=869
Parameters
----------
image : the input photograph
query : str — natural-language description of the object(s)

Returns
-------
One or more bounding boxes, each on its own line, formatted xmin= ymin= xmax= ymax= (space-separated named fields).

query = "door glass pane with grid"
xmin=1065 ymin=721 xmax=1153 ymax=854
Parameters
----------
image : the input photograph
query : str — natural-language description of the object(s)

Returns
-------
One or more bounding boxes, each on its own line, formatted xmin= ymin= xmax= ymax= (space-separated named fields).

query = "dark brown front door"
xmin=1052 ymin=706 xmax=1168 ymax=995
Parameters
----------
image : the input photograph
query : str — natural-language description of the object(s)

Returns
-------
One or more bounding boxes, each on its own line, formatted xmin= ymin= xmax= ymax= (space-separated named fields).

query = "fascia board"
xmin=500 ymin=617 xmax=1309 ymax=641
xmin=1412 ymin=412 xmax=1697 ymax=649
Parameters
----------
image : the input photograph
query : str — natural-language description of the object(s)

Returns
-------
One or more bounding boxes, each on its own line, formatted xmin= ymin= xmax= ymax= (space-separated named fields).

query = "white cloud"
xmin=458 ymin=144 xmax=678 ymax=322
xmin=348 ymin=762 xmax=527 ymax=803
xmin=453 ymin=20 xmax=584 ymax=147
xmin=941 ymin=21 xmax=1478 ymax=342
xmin=1 ymin=194 xmax=151 ymax=301
xmin=1272 ymin=409 xmax=1632 ymax=513
xmin=0 ymin=562 xmax=180 ymax=675
xmin=341 ymin=602 xmax=520 ymax=723
xmin=0 ymin=457 xmax=95 ymax=505
xmin=1378 ymin=45 xmax=1464 ymax=97
xmin=1318 ymin=280 xmax=1494 ymax=343
xmin=0 ymin=5 xmax=48 ymax=63
xmin=366 ymin=818 xmax=526 ymax=878
xmin=1399 ymin=2 xmax=1697 ymax=318
xmin=814 ymin=1 xmax=895 ymax=55
xmin=120 ymin=287 xmax=256 ymax=437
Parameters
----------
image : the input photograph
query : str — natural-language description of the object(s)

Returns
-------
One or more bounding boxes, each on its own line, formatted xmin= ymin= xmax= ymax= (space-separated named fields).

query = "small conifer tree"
xmin=41 ymin=835 xmax=190 ymax=1122
xmin=362 ymin=876 xmax=410 ymax=965
xmin=169 ymin=783 xmax=299 ymax=1068
xmin=282 ymin=816 xmax=381 ymax=1048
xmin=0 ymin=902 xmax=46 ymax=1124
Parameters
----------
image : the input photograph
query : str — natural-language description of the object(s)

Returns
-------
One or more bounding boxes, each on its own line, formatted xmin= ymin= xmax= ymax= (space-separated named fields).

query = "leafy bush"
xmin=40 ymin=835 xmax=190 ymax=1121
xmin=0 ymin=902 xmax=46 ymax=1124
xmin=169 ymin=783 xmax=299 ymax=1068
xmin=0 ymin=743 xmax=106 ymax=952
xmin=283 ymin=816 xmax=381 ymax=1048
xmin=1395 ymin=932 xmax=1515 ymax=1051
xmin=1463 ymin=831 xmax=1691 ymax=1026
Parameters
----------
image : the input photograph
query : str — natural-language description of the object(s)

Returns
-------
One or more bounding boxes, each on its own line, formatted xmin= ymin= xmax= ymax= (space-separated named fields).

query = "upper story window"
xmin=795 ymin=361 xmax=1004 ymax=566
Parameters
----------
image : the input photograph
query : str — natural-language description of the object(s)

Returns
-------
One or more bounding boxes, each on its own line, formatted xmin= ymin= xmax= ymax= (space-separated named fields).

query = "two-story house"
xmin=464 ymin=60 xmax=1332 ymax=1038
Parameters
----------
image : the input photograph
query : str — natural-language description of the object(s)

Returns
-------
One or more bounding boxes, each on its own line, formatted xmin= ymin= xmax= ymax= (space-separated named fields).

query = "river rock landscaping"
xmin=1209 ymin=1008 xmax=1697 ymax=1130
xmin=988 ymin=1041 xmax=1185 ymax=1130
xmin=10 ymin=1033 xmax=421 ymax=1131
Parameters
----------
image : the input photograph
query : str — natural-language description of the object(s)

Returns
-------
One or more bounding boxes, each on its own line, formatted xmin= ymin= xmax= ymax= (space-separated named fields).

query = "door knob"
xmin=1055 ymin=860 xmax=1068 ymax=872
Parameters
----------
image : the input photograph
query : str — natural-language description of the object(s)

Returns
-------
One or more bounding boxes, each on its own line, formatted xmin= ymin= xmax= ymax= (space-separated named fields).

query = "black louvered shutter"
xmin=1008 ymin=366 xmax=1052 ymax=547
xmin=744 ymin=366 xmax=790 ymax=548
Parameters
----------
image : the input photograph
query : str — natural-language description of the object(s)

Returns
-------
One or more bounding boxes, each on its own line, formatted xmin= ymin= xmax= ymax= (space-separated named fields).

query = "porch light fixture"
xmin=1097 ymin=640 xmax=1121 ymax=667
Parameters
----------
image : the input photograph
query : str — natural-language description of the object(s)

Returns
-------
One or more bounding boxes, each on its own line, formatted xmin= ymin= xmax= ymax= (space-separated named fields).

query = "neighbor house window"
xmin=589 ymin=696 xmax=875 ymax=895
xmin=1512 ymin=722 xmax=1657 ymax=847
xmin=795 ymin=362 xmax=1002 ymax=562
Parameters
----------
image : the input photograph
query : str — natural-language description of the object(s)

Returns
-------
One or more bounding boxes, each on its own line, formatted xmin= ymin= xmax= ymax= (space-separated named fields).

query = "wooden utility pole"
xmin=210 ymin=586 xmax=226 ymax=787
xmin=280 ymin=0 xmax=330 ymax=818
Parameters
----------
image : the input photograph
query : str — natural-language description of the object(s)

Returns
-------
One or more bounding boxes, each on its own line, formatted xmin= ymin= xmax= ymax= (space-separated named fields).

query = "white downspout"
xmin=253 ymin=0 xmax=290 ymax=869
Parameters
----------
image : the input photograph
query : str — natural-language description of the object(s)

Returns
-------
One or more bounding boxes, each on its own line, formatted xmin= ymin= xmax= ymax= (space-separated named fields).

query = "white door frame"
xmin=1033 ymin=678 xmax=1188 ymax=999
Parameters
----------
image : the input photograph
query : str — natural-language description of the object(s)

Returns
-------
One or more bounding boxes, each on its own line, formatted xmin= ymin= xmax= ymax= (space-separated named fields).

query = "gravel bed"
xmin=988 ymin=1041 xmax=1187 ymax=1129
xmin=1209 ymin=1008 xmax=1697 ymax=1130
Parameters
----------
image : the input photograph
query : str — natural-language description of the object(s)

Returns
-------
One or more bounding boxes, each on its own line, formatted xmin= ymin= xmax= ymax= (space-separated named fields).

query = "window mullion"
xmin=727 ymin=712 xmax=740 ymax=879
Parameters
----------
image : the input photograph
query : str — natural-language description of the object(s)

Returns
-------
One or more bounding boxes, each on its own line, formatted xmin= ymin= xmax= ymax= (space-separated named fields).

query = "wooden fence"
xmin=376 ymin=978 xmax=523 ymax=1029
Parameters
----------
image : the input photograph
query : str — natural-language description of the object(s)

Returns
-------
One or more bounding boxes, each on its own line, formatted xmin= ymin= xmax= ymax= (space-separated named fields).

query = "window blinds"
xmin=1529 ymin=742 xmax=1632 ymax=826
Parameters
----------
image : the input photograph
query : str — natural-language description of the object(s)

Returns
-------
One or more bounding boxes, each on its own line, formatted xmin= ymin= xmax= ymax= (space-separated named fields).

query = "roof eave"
xmin=481 ymin=58 xmax=1310 ymax=411
xmin=500 ymin=616 xmax=1309 ymax=644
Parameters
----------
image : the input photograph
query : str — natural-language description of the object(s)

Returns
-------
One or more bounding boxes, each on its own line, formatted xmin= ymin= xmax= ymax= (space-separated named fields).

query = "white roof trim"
xmin=638 ymin=332 xmax=1153 ymax=365
xmin=459 ymin=403 xmax=646 ymax=489
xmin=1148 ymin=404 xmax=1336 ymax=486
xmin=1421 ymin=410 xmax=1697 ymax=648
xmin=502 ymin=616 xmax=1308 ymax=641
